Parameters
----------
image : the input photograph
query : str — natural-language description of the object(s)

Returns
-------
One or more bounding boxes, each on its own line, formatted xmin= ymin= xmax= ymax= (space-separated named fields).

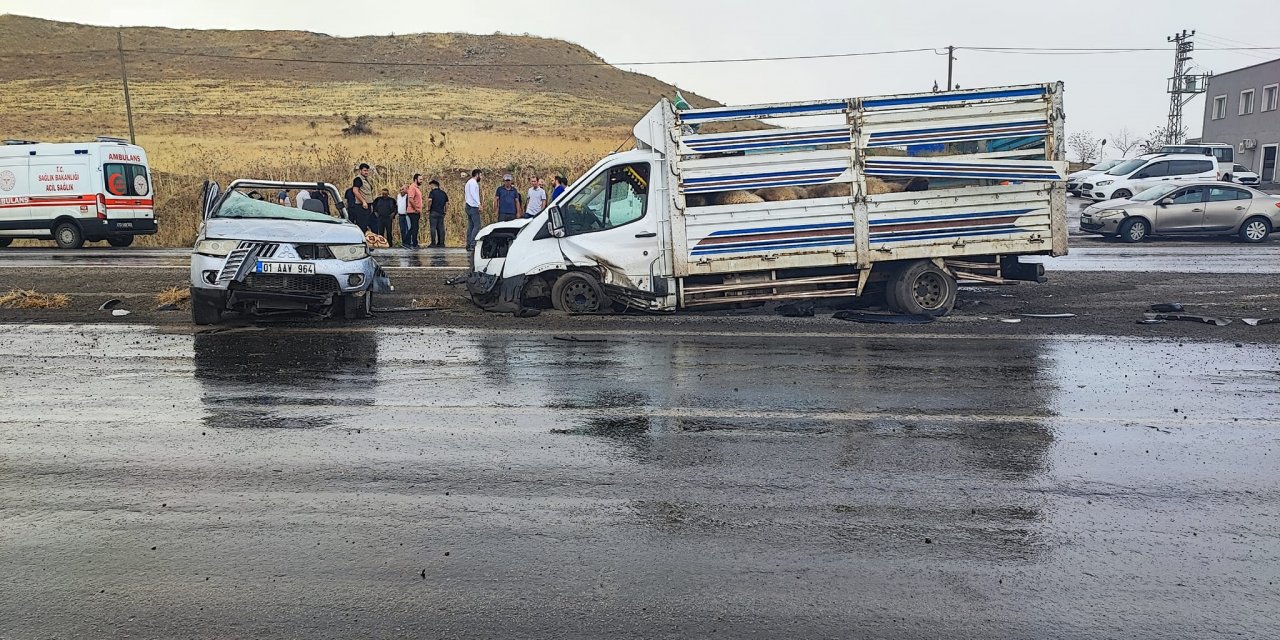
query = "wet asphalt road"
xmin=2 ymin=325 xmax=1279 ymax=638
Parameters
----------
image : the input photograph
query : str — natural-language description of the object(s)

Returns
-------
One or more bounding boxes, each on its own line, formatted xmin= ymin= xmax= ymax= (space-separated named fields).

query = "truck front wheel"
xmin=552 ymin=272 xmax=606 ymax=314
xmin=888 ymin=261 xmax=957 ymax=317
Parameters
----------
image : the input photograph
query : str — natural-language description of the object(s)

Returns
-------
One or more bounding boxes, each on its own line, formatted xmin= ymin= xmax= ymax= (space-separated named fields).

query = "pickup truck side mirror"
xmin=547 ymin=206 xmax=566 ymax=238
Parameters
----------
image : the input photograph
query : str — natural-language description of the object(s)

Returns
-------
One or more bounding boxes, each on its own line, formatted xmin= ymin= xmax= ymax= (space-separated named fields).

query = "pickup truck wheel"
xmin=888 ymin=261 xmax=957 ymax=317
xmin=107 ymin=236 xmax=134 ymax=248
xmin=343 ymin=292 xmax=373 ymax=319
xmin=1118 ymin=218 xmax=1149 ymax=243
xmin=190 ymin=288 xmax=224 ymax=325
xmin=54 ymin=221 xmax=84 ymax=249
xmin=552 ymin=272 xmax=606 ymax=314
xmin=1239 ymin=217 xmax=1271 ymax=243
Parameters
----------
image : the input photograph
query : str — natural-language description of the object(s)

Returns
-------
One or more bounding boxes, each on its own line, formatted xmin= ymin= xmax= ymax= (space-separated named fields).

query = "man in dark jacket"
xmin=426 ymin=180 xmax=449 ymax=247
xmin=371 ymin=188 xmax=398 ymax=242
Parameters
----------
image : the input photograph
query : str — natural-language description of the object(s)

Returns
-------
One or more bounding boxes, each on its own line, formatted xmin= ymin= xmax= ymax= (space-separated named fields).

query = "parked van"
xmin=1158 ymin=143 xmax=1234 ymax=177
xmin=0 ymin=137 xmax=156 ymax=248
xmin=1081 ymin=153 xmax=1218 ymax=201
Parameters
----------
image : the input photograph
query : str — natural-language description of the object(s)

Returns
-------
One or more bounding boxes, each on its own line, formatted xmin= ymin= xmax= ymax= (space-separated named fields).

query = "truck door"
xmin=554 ymin=161 xmax=663 ymax=292
xmin=0 ymin=152 xmax=30 ymax=238
xmin=102 ymin=161 xmax=154 ymax=222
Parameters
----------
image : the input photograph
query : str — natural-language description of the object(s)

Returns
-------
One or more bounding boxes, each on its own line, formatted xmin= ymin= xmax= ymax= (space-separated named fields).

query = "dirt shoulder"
xmin=1 ymin=266 xmax=1278 ymax=343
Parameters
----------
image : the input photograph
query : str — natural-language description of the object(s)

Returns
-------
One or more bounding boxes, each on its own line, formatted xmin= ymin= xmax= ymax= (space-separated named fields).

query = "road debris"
xmin=999 ymin=318 xmax=1022 ymax=324
xmin=1242 ymin=318 xmax=1280 ymax=327
xmin=98 ymin=299 xmax=122 ymax=310
xmin=832 ymin=311 xmax=935 ymax=325
xmin=0 ymin=289 xmax=70 ymax=309
xmin=1018 ymin=313 xmax=1077 ymax=319
xmin=111 ymin=309 xmax=131 ymax=317
xmin=1148 ymin=314 xmax=1232 ymax=327
xmin=777 ymin=301 xmax=816 ymax=318
xmin=1149 ymin=303 xmax=1185 ymax=313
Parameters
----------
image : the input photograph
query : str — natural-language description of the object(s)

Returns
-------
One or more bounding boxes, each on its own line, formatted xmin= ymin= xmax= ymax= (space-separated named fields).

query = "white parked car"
xmin=1079 ymin=153 xmax=1218 ymax=201
xmin=1229 ymin=164 xmax=1261 ymax=186
xmin=189 ymin=179 xmax=389 ymax=325
xmin=1066 ymin=159 xmax=1123 ymax=196
xmin=1080 ymin=182 xmax=1280 ymax=243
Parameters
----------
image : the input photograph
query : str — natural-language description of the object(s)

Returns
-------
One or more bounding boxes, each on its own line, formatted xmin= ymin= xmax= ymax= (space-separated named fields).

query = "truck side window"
xmin=104 ymin=163 xmax=149 ymax=197
xmin=562 ymin=163 xmax=650 ymax=236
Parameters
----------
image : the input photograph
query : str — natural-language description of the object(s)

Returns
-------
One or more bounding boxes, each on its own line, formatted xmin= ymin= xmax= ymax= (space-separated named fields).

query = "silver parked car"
xmin=1080 ymin=182 xmax=1280 ymax=243
xmin=189 ymin=179 xmax=390 ymax=325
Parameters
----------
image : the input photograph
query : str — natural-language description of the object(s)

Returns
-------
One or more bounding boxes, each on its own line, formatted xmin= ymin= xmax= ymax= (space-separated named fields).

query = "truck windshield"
xmin=214 ymin=190 xmax=343 ymax=224
xmin=1105 ymin=159 xmax=1147 ymax=176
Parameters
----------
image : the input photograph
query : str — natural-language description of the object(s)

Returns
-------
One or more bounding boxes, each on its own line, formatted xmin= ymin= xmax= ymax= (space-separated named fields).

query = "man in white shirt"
xmin=295 ymin=188 xmax=311 ymax=209
xmin=395 ymin=187 xmax=409 ymax=247
xmin=464 ymin=168 xmax=483 ymax=250
xmin=525 ymin=177 xmax=547 ymax=218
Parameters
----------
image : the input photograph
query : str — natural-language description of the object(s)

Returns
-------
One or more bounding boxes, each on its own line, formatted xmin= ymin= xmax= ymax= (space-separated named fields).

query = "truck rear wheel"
xmin=0 ymin=238 xmax=11 ymax=248
xmin=888 ymin=261 xmax=957 ymax=317
xmin=552 ymin=271 xmax=606 ymax=314
xmin=54 ymin=221 xmax=84 ymax=249
xmin=107 ymin=236 xmax=135 ymax=248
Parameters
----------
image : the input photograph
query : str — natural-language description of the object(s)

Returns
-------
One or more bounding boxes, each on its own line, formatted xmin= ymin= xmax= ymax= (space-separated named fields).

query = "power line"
xmin=0 ymin=44 xmax=1277 ymax=66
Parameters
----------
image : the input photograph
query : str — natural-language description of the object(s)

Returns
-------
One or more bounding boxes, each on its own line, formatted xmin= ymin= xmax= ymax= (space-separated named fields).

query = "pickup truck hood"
xmin=203 ymin=217 xmax=363 ymax=244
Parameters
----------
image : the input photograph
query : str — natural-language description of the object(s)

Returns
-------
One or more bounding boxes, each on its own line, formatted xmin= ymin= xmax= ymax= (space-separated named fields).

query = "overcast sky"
xmin=2 ymin=0 xmax=1275 ymax=152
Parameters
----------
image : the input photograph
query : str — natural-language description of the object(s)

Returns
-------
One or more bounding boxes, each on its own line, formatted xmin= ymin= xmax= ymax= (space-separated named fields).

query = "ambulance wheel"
xmin=107 ymin=236 xmax=135 ymax=248
xmin=0 ymin=239 xmax=11 ymax=248
xmin=552 ymin=271 xmax=606 ymax=314
xmin=54 ymin=221 xmax=84 ymax=249
xmin=888 ymin=260 xmax=957 ymax=317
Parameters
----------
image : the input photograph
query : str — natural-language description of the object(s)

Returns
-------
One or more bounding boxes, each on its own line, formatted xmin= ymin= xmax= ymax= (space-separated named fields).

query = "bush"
xmin=341 ymin=113 xmax=375 ymax=136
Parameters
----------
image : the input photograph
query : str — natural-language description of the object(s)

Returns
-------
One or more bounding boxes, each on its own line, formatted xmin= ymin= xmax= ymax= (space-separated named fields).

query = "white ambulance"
xmin=0 ymin=137 xmax=156 ymax=248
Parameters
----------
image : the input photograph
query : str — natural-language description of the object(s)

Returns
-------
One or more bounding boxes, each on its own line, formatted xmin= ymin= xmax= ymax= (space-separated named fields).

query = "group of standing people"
xmin=463 ymin=170 xmax=567 ymax=250
xmin=276 ymin=163 xmax=569 ymax=250
xmin=346 ymin=163 xmax=450 ymax=248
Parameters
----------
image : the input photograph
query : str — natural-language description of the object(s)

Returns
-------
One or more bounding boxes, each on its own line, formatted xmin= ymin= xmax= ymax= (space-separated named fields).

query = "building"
xmin=1199 ymin=57 xmax=1279 ymax=187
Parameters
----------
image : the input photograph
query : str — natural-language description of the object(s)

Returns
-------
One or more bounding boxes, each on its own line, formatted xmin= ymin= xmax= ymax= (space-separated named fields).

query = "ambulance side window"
xmin=104 ymin=163 xmax=150 ymax=197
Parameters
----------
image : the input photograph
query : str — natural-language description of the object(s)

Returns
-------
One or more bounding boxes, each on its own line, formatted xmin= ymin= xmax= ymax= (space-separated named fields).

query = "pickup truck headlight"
xmin=1096 ymin=180 xmax=1114 ymax=187
xmin=1098 ymin=209 xmax=1126 ymax=218
xmin=195 ymin=239 xmax=238 ymax=257
xmin=329 ymin=244 xmax=369 ymax=261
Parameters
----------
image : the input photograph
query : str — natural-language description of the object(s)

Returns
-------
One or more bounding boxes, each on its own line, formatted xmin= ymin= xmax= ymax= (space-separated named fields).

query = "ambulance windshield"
xmin=214 ymin=190 xmax=342 ymax=224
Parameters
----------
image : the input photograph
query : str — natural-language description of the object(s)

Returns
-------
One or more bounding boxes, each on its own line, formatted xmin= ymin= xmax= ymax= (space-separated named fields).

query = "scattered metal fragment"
xmin=373 ymin=306 xmax=440 ymax=313
xmin=1151 ymin=314 xmax=1232 ymax=327
xmin=1136 ymin=318 xmax=1167 ymax=325
xmin=111 ymin=309 xmax=130 ymax=317
xmin=1149 ymin=303 xmax=1184 ymax=313
xmin=99 ymin=299 xmax=122 ymax=310
xmin=832 ymin=311 xmax=935 ymax=325
xmin=1018 ymin=313 xmax=1076 ymax=319
xmin=999 ymin=318 xmax=1022 ymax=324
xmin=1242 ymin=318 xmax=1280 ymax=327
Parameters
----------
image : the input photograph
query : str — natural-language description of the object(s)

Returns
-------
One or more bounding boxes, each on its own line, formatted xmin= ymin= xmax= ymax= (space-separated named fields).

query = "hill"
xmin=0 ymin=14 xmax=714 ymax=131
xmin=0 ymin=14 xmax=723 ymax=247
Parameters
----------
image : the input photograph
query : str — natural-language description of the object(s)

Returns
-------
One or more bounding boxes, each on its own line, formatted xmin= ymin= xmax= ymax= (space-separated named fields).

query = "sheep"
xmin=754 ymin=186 xmax=804 ymax=201
xmin=713 ymin=190 xmax=766 ymax=205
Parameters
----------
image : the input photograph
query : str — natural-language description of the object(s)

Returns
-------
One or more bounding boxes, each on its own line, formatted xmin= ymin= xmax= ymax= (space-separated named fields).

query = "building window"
xmin=1239 ymin=89 xmax=1254 ymax=115
xmin=1212 ymin=95 xmax=1227 ymax=120
xmin=1263 ymin=84 xmax=1279 ymax=112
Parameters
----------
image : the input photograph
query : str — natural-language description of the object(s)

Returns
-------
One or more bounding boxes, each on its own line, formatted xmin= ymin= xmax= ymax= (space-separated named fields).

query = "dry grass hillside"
xmin=0 ymin=14 xmax=718 ymax=247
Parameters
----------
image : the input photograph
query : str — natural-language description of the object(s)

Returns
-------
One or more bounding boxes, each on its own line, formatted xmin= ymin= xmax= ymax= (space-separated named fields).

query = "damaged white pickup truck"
xmin=189 ymin=179 xmax=390 ymax=325
xmin=468 ymin=83 xmax=1069 ymax=316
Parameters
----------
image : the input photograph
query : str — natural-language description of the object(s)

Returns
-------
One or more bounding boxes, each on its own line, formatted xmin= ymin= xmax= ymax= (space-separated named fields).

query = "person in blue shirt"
xmin=493 ymin=174 xmax=524 ymax=222
xmin=551 ymin=175 xmax=568 ymax=202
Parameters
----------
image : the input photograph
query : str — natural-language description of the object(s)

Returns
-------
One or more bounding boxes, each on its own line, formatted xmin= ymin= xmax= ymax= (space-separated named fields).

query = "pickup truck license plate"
xmin=257 ymin=261 xmax=316 ymax=275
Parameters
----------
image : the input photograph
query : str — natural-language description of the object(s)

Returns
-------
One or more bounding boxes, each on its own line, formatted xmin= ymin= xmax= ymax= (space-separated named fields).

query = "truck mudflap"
xmin=466 ymin=271 xmax=527 ymax=313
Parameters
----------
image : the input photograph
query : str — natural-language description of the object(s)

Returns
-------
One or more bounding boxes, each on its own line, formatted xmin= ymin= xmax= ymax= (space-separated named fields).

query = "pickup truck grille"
xmin=216 ymin=242 xmax=282 ymax=285
xmin=241 ymin=273 xmax=340 ymax=294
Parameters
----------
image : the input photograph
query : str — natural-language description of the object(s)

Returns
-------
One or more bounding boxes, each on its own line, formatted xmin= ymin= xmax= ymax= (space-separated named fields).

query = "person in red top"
xmin=404 ymin=174 xmax=424 ymax=248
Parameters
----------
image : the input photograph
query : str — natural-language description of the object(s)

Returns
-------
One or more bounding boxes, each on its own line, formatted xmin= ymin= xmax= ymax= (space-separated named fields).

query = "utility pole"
xmin=1166 ymin=30 xmax=1210 ymax=145
xmin=946 ymin=45 xmax=955 ymax=91
xmin=116 ymin=29 xmax=136 ymax=144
